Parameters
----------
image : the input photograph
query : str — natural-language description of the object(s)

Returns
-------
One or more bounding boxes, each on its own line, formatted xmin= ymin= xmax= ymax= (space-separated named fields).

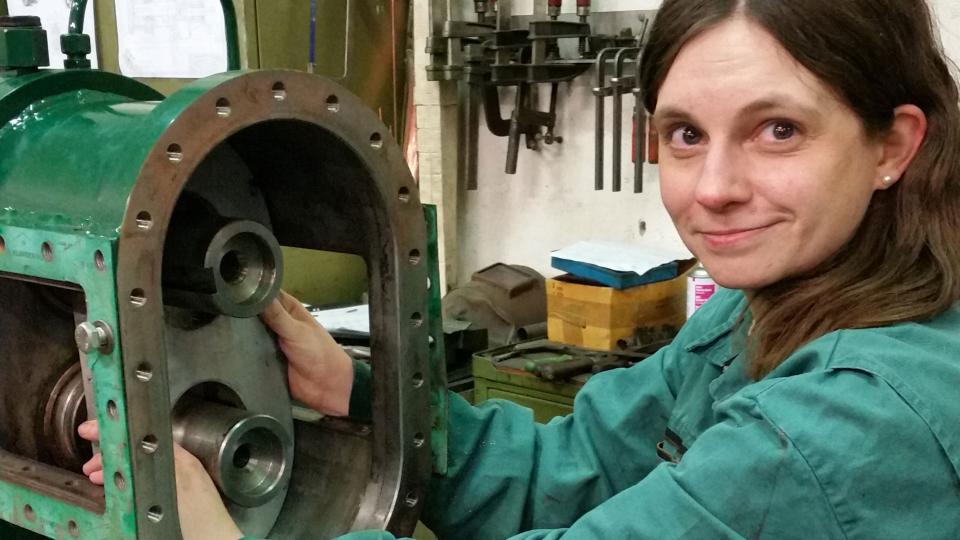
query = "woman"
xmin=81 ymin=0 xmax=960 ymax=538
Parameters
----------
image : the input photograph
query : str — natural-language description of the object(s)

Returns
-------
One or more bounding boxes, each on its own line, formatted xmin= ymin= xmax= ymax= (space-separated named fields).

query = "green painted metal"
xmin=0 ymin=68 xmax=249 ymax=540
xmin=0 ymin=70 xmax=240 ymax=239
xmin=423 ymin=205 xmax=448 ymax=475
xmin=472 ymin=349 xmax=584 ymax=424
xmin=0 ymin=23 xmax=49 ymax=70
xmin=0 ymin=228 xmax=135 ymax=538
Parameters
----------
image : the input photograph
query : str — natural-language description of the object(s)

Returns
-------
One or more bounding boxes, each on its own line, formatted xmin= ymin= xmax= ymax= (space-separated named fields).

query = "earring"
xmin=882 ymin=175 xmax=894 ymax=185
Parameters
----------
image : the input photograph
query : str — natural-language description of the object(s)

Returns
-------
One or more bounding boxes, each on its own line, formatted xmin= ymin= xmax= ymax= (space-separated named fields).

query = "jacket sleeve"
xmin=489 ymin=380 xmax=844 ymax=540
xmin=418 ymin=337 xmax=689 ymax=540
xmin=238 ymin=378 xmax=842 ymax=540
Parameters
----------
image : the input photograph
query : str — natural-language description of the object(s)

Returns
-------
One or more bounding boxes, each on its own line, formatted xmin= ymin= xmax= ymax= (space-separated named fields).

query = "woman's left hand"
xmin=78 ymin=420 xmax=243 ymax=540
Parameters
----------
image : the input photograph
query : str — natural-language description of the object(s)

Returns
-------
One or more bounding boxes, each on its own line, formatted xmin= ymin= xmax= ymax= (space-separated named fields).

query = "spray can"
xmin=686 ymin=263 xmax=717 ymax=319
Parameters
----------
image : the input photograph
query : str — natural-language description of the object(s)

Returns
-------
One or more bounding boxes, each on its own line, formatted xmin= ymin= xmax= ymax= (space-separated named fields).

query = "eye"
xmin=668 ymin=125 xmax=703 ymax=147
xmin=762 ymin=121 xmax=798 ymax=141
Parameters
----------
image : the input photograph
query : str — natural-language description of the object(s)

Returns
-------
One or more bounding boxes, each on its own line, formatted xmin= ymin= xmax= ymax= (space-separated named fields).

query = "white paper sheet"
xmin=308 ymin=304 xmax=370 ymax=335
xmin=114 ymin=0 xmax=227 ymax=79
xmin=552 ymin=241 xmax=692 ymax=275
xmin=9 ymin=0 xmax=99 ymax=69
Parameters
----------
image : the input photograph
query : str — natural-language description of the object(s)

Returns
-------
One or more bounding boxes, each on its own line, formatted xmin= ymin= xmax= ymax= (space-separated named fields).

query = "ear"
xmin=874 ymin=104 xmax=927 ymax=190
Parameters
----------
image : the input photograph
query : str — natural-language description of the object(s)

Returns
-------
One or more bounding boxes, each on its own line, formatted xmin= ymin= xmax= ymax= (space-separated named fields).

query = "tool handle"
xmin=540 ymin=358 xmax=595 ymax=381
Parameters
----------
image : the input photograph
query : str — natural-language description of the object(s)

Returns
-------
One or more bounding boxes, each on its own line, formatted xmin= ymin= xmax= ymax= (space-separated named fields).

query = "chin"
xmin=698 ymin=263 xmax=782 ymax=291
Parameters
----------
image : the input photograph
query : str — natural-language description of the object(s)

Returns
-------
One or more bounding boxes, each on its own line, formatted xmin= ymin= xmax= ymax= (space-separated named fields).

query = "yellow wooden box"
xmin=546 ymin=262 xmax=692 ymax=350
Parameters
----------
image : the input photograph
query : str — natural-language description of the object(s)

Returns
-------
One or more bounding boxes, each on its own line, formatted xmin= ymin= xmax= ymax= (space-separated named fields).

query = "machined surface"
xmin=165 ymin=313 xmax=294 ymax=537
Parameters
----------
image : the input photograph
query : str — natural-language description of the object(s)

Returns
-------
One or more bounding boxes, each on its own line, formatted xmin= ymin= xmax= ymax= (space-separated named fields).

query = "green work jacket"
xmin=252 ymin=289 xmax=960 ymax=539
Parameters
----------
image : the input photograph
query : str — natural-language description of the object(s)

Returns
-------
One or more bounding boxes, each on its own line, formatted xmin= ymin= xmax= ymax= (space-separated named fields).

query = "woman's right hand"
xmin=260 ymin=290 xmax=355 ymax=416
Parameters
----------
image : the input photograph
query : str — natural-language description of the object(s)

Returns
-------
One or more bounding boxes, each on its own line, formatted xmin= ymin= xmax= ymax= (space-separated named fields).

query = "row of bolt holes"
xmin=131 ymin=194 xmax=426 ymax=511
xmin=21 ymin=503 xmax=80 ymax=536
xmin=0 ymin=237 xmax=108 ymax=272
xmin=166 ymin=83 xmax=383 ymax=165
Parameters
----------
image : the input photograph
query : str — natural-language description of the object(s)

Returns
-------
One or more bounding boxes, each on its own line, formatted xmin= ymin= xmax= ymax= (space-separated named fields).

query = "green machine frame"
xmin=0 ymin=2 xmax=446 ymax=539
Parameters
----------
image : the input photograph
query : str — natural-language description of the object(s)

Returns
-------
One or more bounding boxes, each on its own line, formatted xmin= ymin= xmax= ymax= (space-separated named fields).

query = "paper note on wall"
xmin=115 ymin=0 xmax=227 ymax=78
xmin=8 ymin=0 xmax=99 ymax=69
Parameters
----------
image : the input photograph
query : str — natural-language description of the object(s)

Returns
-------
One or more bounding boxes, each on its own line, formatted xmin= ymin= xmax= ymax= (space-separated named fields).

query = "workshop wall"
xmin=454 ymin=0 xmax=960 ymax=285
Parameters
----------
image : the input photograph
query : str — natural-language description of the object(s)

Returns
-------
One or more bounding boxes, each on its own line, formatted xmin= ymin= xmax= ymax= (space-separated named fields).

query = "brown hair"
xmin=640 ymin=0 xmax=960 ymax=378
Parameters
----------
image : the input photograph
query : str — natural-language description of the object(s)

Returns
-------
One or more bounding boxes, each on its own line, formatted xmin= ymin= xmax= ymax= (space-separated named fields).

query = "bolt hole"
xmin=326 ymin=94 xmax=340 ymax=112
xmin=68 ymin=520 xmax=79 ymax=536
xmin=21 ymin=465 xmax=32 ymax=472
xmin=413 ymin=433 xmax=425 ymax=448
xmin=41 ymin=242 xmax=53 ymax=262
xmin=428 ymin=335 xmax=436 ymax=348
xmin=412 ymin=372 xmax=424 ymax=389
xmin=114 ymin=472 xmax=126 ymax=490
xmin=140 ymin=435 xmax=159 ymax=454
xmin=404 ymin=491 xmax=419 ymax=508
xmin=232 ymin=444 xmax=251 ymax=469
xmin=64 ymin=480 xmax=77 ymax=487
xmin=107 ymin=400 xmax=119 ymax=420
xmin=0 ymin=235 xmax=5 ymax=254
xmin=398 ymin=187 xmax=410 ymax=203
xmin=94 ymin=250 xmax=105 ymax=271
xmin=130 ymin=289 xmax=146 ymax=307
xmin=135 ymin=211 xmax=153 ymax=231
xmin=408 ymin=249 xmax=421 ymax=265
xmin=135 ymin=363 xmax=153 ymax=382
xmin=215 ymin=97 xmax=231 ymax=117
xmin=146 ymin=506 xmax=163 ymax=523
xmin=369 ymin=132 xmax=383 ymax=149
xmin=23 ymin=505 xmax=35 ymax=522
xmin=166 ymin=144 xmax=183 ymax=163
xmin=272 ymin=82 xmax=287 ymax=101
xmin=427 ymin=276 xmax=432 ymax=290
xmin=411 ymin=312 xmax=423 ymax=327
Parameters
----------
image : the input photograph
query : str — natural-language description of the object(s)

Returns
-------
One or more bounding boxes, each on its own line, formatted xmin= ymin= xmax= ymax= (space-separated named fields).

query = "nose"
xmin=694 ymin=142 xmax=751 ymax=211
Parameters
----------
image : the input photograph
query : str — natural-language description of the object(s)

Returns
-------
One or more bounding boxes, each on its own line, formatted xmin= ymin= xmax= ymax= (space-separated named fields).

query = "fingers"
xmin=279 ymin=290 xmax=315 ymax=324
xmin=260 ymin=297 xmax=300 ymax=339
xmin=89 ymin=469 xmax=104 ymax=486
xmin=261 ymin=290 xmax=326 ymax=340
xmin=82 ymin=453 xmax=104 ymax=486
xmin=77 ymin=420 xmax=99 ymax=443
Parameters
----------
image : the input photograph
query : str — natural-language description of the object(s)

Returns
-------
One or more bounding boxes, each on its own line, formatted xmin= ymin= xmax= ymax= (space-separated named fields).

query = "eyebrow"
xmin=653 ymin=94 xmax=822 ymax=125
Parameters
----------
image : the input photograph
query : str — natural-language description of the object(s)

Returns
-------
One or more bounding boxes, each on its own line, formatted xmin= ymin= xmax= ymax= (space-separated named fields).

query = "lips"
xmin=699 ymin=224 xmax=776 ymax=249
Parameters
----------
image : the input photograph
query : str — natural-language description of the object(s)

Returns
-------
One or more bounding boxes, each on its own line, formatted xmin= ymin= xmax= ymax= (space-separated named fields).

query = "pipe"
xmin=67 ymin=0 xmax=241 ymax=71
xmin=593 ymin=48 xmax=617 ymax=190
xmin=611 ymin=48 xmax=639 ymax=192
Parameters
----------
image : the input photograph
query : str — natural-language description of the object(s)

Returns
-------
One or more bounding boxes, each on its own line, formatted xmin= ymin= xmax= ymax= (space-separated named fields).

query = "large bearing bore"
xmin=206 ymin=220 xmax=282 ymax=317
xmin=163 ymin=218 xmax=283 ymax=318
xmin=173 ymin=401 xmax=293 ymax=508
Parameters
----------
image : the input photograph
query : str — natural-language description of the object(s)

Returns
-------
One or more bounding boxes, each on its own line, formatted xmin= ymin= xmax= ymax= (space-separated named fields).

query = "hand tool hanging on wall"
xmin=427 ymin=0 xmax=641 ymax=189
xmin=592 ymin=16 xmax=650 ymax=193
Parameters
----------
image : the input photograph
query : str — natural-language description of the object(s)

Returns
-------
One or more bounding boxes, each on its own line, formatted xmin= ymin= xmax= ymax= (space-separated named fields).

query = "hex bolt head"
xmin=75 ymin=321 xmax=114 ymax=355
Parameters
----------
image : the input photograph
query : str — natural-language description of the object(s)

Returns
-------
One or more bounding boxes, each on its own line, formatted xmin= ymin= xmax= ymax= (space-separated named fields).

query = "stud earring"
xmin=882 ymin=175 xmax=894 ymax=185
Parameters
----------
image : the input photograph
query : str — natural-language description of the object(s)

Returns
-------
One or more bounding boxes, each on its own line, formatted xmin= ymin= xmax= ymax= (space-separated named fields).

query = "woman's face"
xmin=654 ymin=17 xmax=886 ymax=290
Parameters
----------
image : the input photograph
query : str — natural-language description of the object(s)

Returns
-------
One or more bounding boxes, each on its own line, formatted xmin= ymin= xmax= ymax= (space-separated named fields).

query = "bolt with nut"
xmin=75 ymin=321 xmax=114 ymax=355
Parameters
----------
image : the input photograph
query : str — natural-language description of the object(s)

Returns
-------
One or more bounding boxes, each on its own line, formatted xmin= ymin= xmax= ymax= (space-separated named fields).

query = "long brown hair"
xmin=640 ymin=0 xmax=960 ymax=378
